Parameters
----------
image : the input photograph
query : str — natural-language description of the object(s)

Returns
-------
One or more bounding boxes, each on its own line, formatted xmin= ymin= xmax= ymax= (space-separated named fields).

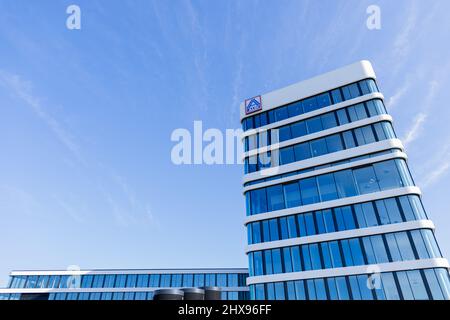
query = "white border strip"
xmin=9 ymin=268 xmax=248 ymax=277
xmin=246 ymin=258 xmax=450 ymax=285
xmin=244 ymin=186 xmax=421 ymax=225
xmin=245 ymin=220 xmax=435 ymax=253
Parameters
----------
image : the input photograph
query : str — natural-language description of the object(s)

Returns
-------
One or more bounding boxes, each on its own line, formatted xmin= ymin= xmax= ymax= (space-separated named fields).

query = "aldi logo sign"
xmin=245 ymin=95 xmax=262 ymax=115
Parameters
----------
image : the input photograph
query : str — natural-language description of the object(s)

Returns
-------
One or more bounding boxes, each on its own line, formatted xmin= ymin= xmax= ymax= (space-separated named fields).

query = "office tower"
xmin=241 ymin=61 xmax=450 ymax=300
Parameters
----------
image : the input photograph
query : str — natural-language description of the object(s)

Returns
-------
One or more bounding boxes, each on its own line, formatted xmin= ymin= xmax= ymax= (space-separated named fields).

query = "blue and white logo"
xmin=245 ymin=95 xmax=262 ymax=115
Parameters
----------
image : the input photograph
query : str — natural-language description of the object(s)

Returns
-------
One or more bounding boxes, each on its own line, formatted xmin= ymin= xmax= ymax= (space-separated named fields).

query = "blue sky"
xmin=1 ymin=0 xmax=450 ymax=286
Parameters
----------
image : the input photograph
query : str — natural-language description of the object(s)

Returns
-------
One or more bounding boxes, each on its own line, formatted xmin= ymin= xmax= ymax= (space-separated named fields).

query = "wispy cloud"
xmin=422 ymin=159 xmax=450 ymax=188
xmin=387 ymin=80 xmax=411 ymax=110
xmin=402 ymin=77 xmax=442 ymax=148
xmin=110 ymin=172 xmax=138 ymax=209
xmin=53 ymin=196 xmax=85 ymax=224
xmin=0 ymin=185 xmax=41 ymax=218
xmin=231 ymin=61 xmax=243 ymax=123
xmin=182 ymin=0 xmax=210 ymax=113
xmin=0 ymin=70 xmax=158 ymax=229
xmin=307 ymin=1 xmax=355 ymax=71
xmin=392 ymin=1 xmax=418 ymax=60
xmin=0 ymin=70 xmax=84 ymax=164
xmin=104 ymin=191 xmax=130 ymax=227
xmin=228 ymin=37 xmax=245 ymax=127
xmin=98 ymin=167 xmax=161 ymax=229
xmin=389 ymin=1 xmax=441 ymax=76
xmin=402 ymin=112 xmax=427 ymax=148
xmin=102 ymin=188 xmax=160 ymax=229
xmin=418 ymin=142 xmax=450 ymax=188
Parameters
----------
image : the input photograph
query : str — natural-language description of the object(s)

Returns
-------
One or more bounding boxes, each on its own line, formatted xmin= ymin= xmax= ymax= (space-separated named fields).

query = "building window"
xmin=299 ymin=177 xmax=320 ymax=205
xmin=353 ymin=166 xmax=380 ymax=194
xmin=266 ymin=185 xmax=285 ymax=211
xmin=317 ymin=173 xmax=339 ymax=201
xmin=283 ymin=182 xmax=302 ymax=208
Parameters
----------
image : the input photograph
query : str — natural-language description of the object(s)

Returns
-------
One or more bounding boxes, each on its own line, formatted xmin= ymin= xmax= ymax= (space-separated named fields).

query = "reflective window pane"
xmin=342 ymin=131 xmax=356 ymax=148
xmin=288 ymin=102 xmax=303 ymax=117
xmin=325 ymin=134 xmax=344 ymax=153
xmin=303 ymin=97 xmax=318 ymax=113
xmin=295 ymin=280 xmax=306 ymax=299
xmin=279 ymin=125 xmax=292 ymax=142
xmin=283 ymin=182 xmax=302 ymax=208
xmin=272 ymin=249 xmax=283 ymax=274
xmin=299 ymin=178 xmax=320 ymax=205
xmin=291 ymin=121 xmax=307 ymax=138
xmin=251 ymin=189 xmax=267 ymax=214
xmin=370 ymin=235 xmax=389 ymax=263
xmin=294 ymin=143 xmax=311 ymax=161
xmin=407 ymin=270 xmax=429 ymax=300
xmin=336 ymin=108 xmax=349 ymax=125
xmin=331 ymin=89 xmax=343 ymax=104
xmin=423 ymin=269 xmax=445 ymax=300
xmin=373 ymin=160 xmax=403 ymax=191
xmin=269 ymin=219 xmax=280 ymax=241
xmin=317 ymin=93 xmax=331 ymax=108
xmin=279 ymin=146 xmax=295 ymax=165
xmin=275 ymin=107 xmax=288 ymax=122
xmin=306 ymin=117 xmax=323 ymax=133
xmin=321 ymin=112 xmax=337 ymax=129
xmin=395 ymin=232 xmax=416 ymax=261
xmin=354 ymin=166 xmax=380 ymax=194
xmin=310 ymin=138 xmax=328 ymax=157
xmin=335 ymin=277 xmax=350 ymax=300
xmin=334 ymin=169 xmax=357 ymax=198
xmin=317 ymin=173 xmax=339 ymax=201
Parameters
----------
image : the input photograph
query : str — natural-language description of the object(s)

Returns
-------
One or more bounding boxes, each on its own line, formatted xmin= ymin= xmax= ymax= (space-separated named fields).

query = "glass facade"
xmin=2 ymin=270 xmax=249 ymax=301
xmin=245 ymin=121 xmax=396 ymax=174
xmin=244 ymin=98 xmax=387 ymax=152
xmin=246 ymin=159 xmax=414 ymax=216
xmin=247 ymin=195 xmax=428 ymax=245
xmin=9 ymin=273 xmax=246 ymax=289
xmin=243 ymin=62 xmax=450 ymax=300
xmin=248 ymin=229 xmax=441 ymax=276
xmin=243 ymin=149 xmax=401 ymax=187
xmin=249 ymin=268 xmax=450 ymax=300
xmin=242 ymin=79 xmax=379 ymax=131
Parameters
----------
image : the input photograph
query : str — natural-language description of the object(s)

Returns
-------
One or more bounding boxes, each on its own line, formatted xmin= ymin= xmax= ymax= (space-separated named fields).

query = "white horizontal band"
xmin=246 ymin=258 xmax=450 ymax=285
xmin=245 ymin=220 xmax=435 ymax=253
xmin=0 ymin=286 xmax=249 ymax=294
xmin=9 ymin=268 xmax=248 ymax=277
xmin=244 ymin=186 xmax=422 ymax=225
xmin=241 ymin=92 xmax=385 ymax=139
xmin=243 ymin=139 xmax=405 ymax=185
xmin=243 ymin=114 xmax=392 ymax=158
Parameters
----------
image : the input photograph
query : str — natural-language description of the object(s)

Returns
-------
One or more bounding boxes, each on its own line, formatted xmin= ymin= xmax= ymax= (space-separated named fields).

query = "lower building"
xmin=0 ymin=268 xmax=249 ymax=300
